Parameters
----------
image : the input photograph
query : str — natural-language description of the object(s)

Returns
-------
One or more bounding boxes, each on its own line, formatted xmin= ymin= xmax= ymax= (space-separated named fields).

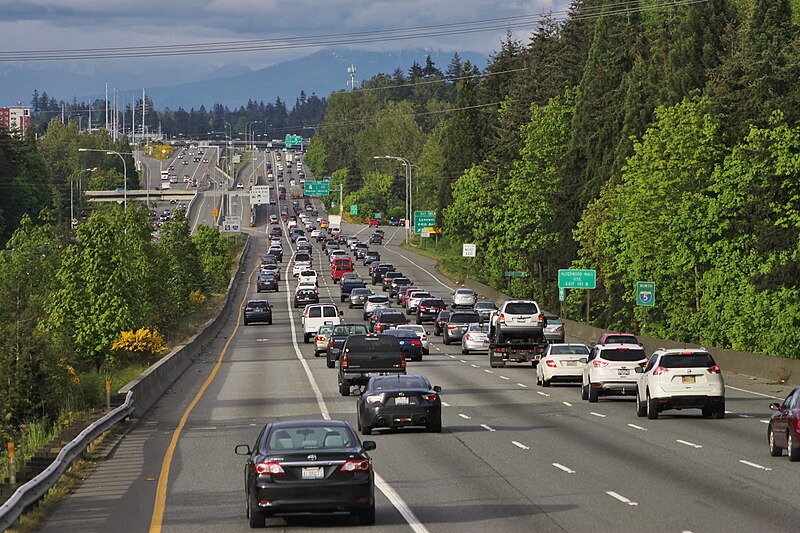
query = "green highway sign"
xmin=414 ymin=210 xmax=436 ymax=234
xmin=374 ymin=212 xmax=382 ymax=219
xmin=285 ymin=134 xmax=303 ymax=149
xmin=636 ymin=281 xmax=655 ymax=307
xmin=504 ymin=271 xmax=529 ymax=277
xmin=350 ymin=204 xmax=358 ymax=215
xmin=558 ymin=269 xmax=596 ymax=289
xmin=303 ymin=181 xmax=330 ymax=196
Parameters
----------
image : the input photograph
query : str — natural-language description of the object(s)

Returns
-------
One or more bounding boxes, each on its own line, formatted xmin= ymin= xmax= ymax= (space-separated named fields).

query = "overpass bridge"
xmin=85 ymin=189 xmax=197 ymax=203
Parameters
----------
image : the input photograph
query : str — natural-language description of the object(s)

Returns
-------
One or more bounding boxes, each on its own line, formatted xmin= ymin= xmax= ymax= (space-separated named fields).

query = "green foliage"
xmin=193 ymin=224 xmax=233 ymax=292
xmin=343 ymin=172 xmax=396 ymax=219
xmin=303 ymin=137 xmax=327 ymax=180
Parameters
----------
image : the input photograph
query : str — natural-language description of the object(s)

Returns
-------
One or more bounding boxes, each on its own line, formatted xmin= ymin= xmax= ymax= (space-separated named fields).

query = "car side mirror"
xmin=234 ymin=444 xmax=251 ymax=456
xmin=634 ymin=367 xmax=644 ymax=374
xmin=769 ymin=402 xmax=781 ymax=411
xmin=579 ymin=357 xmax=588 ymax=364
xmin=362 ymin=440 xmax=377 ymax=451
xmin=433 ymin=385 xmax=442 ymax=393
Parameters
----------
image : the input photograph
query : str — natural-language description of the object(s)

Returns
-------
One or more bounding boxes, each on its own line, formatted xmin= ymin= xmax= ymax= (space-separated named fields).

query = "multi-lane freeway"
xmin=39 ymin=152 xmax=800 ymax=533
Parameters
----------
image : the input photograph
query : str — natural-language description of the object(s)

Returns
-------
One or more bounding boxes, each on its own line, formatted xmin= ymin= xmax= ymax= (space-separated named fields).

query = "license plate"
xmin=618 ymin=368 xmax=630 ymax=376
xmin=302 ymin=467 xmax=324 ymax=480
xmin=565 ymin=361 xmax=577 ymax=366
xmin=681 ymin=376 xmax=696 ymax=384
xmin=395 ymin=397 xmax=409 ymax=405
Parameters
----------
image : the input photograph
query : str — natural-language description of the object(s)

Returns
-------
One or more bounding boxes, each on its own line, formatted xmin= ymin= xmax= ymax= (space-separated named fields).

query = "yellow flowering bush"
xmin=189 ymin=289 xmax=206 ymax=306
xmin=111 ymin=327 xmax=167 ymax=364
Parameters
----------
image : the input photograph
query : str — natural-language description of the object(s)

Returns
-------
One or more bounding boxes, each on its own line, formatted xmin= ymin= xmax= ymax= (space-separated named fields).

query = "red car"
xmin=368 ymin=218 xmax=380 ymax=227
xmin=768 ymin=387 xmax=800 ymax=460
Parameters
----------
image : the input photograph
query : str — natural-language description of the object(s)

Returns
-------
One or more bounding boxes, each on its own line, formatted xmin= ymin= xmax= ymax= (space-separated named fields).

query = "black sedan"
xmin=235 ymin=419 xmax=376 ymax=527
xmin=356 ymin=375 xmax=442 ymax=435
xmin=243 ymin=300 xmax=273 ymax=325
xmin=294 ymin=288 xmax=320 ymax=308
xmin=257 ymin=273 xmax=279 ymax=293
xmin=433 ymin=310 xmax=453 ymax=336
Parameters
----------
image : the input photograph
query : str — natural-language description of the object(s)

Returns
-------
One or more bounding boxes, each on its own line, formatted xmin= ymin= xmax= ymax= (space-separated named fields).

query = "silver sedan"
xmin=461 ymin=322 xmax=490 ymax=354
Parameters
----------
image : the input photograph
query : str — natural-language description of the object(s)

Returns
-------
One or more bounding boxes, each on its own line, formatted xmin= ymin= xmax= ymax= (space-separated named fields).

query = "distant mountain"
xmin=144 ymin=48 xmax=489 ymax=110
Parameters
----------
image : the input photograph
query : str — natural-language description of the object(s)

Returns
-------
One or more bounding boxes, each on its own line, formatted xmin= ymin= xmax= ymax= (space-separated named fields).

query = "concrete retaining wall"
xmin=120 ymin=236 xmax=250 ymax=418
xmin=460 ymin=276 xmax=800 ymax=385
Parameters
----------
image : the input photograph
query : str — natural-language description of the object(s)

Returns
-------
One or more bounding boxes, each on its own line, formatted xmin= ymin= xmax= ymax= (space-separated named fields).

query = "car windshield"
xmin=661 ymin=353 xmax=716 ymax=368
xmin=599 ymin=348 xmax=647 ymax=361
xmin=333 ymin=325 xmax=368 ymax=335
xmin=267 ymin=426 xmax=356 ymax=450
xmin=504 ymin=302 xmax=538 ymax=314
xmin=449 ymin=313 xmax=480 ymax=324
xmin=455 ymin=289 xmax=474 ymax=296
xmin=550 ymin=345 xmax=590 ymax=355
xmin=372 ymin=377 xmax=428 ymax=391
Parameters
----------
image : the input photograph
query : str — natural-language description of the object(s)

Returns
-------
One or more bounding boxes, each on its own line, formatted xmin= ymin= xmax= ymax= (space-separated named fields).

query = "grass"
xmin=401 ymin=235 xmax=472 ymax=283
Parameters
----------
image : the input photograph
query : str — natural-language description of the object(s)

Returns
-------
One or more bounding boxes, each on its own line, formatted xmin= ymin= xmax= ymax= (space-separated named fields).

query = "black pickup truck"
xmin=337 ymin=334 xmax=406 ymax=396
xmin=339 ymin=277 xmax=368 ymax=302
xmin=326 ymin=323 xmax=369 ymax=368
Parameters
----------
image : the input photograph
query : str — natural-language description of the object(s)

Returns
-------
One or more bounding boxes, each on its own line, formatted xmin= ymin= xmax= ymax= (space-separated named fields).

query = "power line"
xmin=0 ymin=0 xmax=708 ymax=62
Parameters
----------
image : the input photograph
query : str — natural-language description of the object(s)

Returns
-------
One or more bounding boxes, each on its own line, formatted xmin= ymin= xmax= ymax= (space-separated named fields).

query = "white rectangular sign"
xmin=462 ymin=243 xmax=476 ymax=257
xmin=223 ymin=216 xmax=241 ymax=232
xmin=250 ymin=185 xmax=270 ymax=205
xmin=421 ymin=228 xmax=431 ymax=238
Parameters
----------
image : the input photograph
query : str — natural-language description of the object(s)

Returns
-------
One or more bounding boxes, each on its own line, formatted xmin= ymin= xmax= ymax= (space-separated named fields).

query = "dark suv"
xmin=417 ymin=298 xmax=447 ymax=325
xmin=243 ymin=300 xmax=273 ymax=325
xmin=443 ymin=311 xmax=480 ymax=344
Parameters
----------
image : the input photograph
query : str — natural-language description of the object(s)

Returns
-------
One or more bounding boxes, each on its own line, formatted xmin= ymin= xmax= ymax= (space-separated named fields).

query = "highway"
xmin=40 ymin=163 xmax=800 ymax=532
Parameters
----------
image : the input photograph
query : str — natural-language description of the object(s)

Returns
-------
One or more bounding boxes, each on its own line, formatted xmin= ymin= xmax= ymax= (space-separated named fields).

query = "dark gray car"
xmin=443 ymin=311 xmax=480 ymax=345
xmin=349 ymin=287 xmax=373 ymax=308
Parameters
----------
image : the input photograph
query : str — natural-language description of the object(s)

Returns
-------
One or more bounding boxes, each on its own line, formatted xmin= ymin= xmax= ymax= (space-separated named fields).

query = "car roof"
xmin=597 ymin=343 xmax=645 ymax=351
xmin=369 ymin=375 xmax=429 ymax=389
xmin=269 ymin=419 xmax=349 ymax=430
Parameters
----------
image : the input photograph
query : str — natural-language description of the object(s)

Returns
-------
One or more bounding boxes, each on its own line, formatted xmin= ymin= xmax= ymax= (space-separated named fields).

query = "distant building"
xmin=0 ymin=107 xmax=31 ymax=136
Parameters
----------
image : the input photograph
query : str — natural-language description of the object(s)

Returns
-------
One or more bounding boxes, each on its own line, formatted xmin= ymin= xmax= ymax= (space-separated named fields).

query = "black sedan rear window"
xmin=449 ymin=313 xmax=480 ymax=324
xmin=267 ymin=426 xmax=355 ymax=450
xmin=380 ymin=314 xmax=407 ymax=324
xmin=599 ymin=348 xmax=646 ymax=361
xmin=373 ymin=377 xmax=428 ymax=390
xmin=420 ymin=299 xmax=445 ymax=307
xmin=344 ymin=336 xmax=400 ymax=352
xmin=661 ymin=353 xmax=716 ymax=368
xmin=504 ymin=302 xmax=538 ymax=314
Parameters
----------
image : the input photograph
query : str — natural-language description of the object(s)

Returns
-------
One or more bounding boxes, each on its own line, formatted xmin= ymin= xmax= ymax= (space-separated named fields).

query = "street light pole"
xmin=78 ymin=148 xmax=129 ymax=210
xmin=68 ymin=168 xmax=94 ymax=229
xmin=373 ymin=155 xmax=412 ymax=244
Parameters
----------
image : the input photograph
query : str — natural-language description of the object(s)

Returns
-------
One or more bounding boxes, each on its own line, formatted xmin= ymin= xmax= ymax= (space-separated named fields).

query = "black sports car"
xmin=355 ymin=375 xmax=442 ymax=435
xmin=235 ymin=419 xmax=376 ymax=527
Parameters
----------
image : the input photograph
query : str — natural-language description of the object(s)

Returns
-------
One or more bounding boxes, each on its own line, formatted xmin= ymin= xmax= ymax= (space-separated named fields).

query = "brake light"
xmin=411 ymin=339 xmax=421 ymax=347
xmin=447 ymin=324 xmax=457 ymax=329
xmin=653 ymin=366 xmax=669 ymax=375
xmin=546 ymin=360 xmax=557 ymax=368
xmin=255 ymin=462 xmax=285 ymax=475
xmin=329 ymin=339 xmax=335 ymax=348
xmin=365 ymin=394 xmax=384 ymax=404
xmin=340 ymin=459 xmax=371 ymax=472
xmin=537 ymin=313 xmax=544 ymax=322
xmin=341 ymin=354 xmax=348 ymax=369
xmin=464 ymin=334 xmax=472 ymax=341
xmin=316 ymin=335 xmax=324 ymax=341
xmin=707 ymin=365 xmax=721 ymax=374
xmin=592 ymin=360 xmax=609 ymax=368
xmin=498 ymin=313 xmax=505 ymax=324
xmin=422 ymin=394 xmax=437 ymax=402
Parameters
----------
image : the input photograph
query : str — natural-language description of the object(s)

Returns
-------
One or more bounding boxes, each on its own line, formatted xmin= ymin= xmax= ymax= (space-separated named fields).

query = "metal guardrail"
xmin=0 ymin=391 xmax=134 ymax=530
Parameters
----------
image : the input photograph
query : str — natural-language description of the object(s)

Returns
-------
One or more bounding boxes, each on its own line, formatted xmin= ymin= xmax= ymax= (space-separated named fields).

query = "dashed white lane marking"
xmin=460 ymin=359 xmax=467 ymax=363
xmin=563 ymin=401 xmax=573 ymax=407
xmin=458 ymin=413 xmax=471 ymax=420
xmin=606 ymin=491 xmax=638 ymax=506
xmin=627 ymin=424 xmax=647 ymax=431
xmin=441 ymin=401 xmax=450 ymax=407
xmin=725 ymin=411 xmax=732 ymax=414
xmin=517 ymin=383 xmax=528 ymax=388
xmin=739 ymin=460 xmax=772 ymax=471
xmin=552 ymin=463 xmax=576 ymax=474
xmin=449 ymin=355 xmax=456 ymax=359
xmin=471 ymin=364 xmax=480 ymax=368
xmin=537 ymin=391 xmax=550 ymax=397
xmin=512 ymin=441 xmax=530 ymax=450
xmin=676 ymin=439 xmax=703 ymax=449
xmin=726 ymin=385 xmax=783 ymax=401
xmin=590 ymin=412 xmax=606 ymax=418
xmin=760 ymin=420 xmax=770 ymax=424
xmin=481 ymin=424 xmax=496 ymax=432
xmin=434 ymin=347 xmax=441 ymax=351
xmin=484 ymin=369 xmax=494 ymax=374
xmin=738 ymin=414 xmax=754 ymax=418
xmin=500 ymin=376 xmax=510 ymax=380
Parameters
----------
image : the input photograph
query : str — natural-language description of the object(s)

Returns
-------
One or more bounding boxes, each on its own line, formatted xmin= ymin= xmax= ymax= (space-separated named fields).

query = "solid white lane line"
xmin=500 ymin=376 xmax=510 ymax=380
xmin=607 ymin=491 xmax=638 ymax=506
xmin=481 ymin=424 xmax=496 ymax=432
xmin=726 ymin=385 xmax=783 ymax=400
xmin=590 ymin=412 xmax=606 ymax=418
xmin=517 ymin=383 xmax=528 ymax=388
xmin=563 ymin=401 xmax=573 ymax=407
xmin=627 ymin=424 xmax=647 ymax=431
xmin=738 ymin=414 xmax=754 ymax=418
xmin=552 ymin=463 xmax=576 ymax=474
xmin=676 ymin=440 xmax=703 ymax=449
xmin=512 ymin=441 xmax=530 ymax=450
xmin=537 ymin=391 xmax=550 ymax=397
xmin=379 ymin=244 xmax=454 ymax=291
xmin=441 ymin=401 xmax=450 ymax=407
xmin=484 ymin=369 xmax=494 ymax=374
xmin=375 ymin=474 xmax=430 ymax=533
xmin=458 ymin=413 xmax=471 ymax=420
xmin=739 ymin=460 xmax=772 ymax=471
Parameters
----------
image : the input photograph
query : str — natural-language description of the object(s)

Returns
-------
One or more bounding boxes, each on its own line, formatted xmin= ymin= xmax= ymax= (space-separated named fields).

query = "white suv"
xmin=634 ymin=348 xmax=725 ymax=419
xmin=491 ymin=300 xmax=545 ymax=343
xmin=301 ymin=304 xmax=342 ymax=343
xmin=582 ymin=343 xmax=647 ymax=402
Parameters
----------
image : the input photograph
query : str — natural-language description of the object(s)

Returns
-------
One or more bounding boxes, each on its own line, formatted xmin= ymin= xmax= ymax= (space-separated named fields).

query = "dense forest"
xmin=304 ymin=0 xmax=800 ymax=358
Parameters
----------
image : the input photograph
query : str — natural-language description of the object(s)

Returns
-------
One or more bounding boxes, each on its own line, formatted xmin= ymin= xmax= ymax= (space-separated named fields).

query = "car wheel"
xmin=339 ymin=378 xmax=350 ymax=396
xmin=712 ymin=400 xmax=726 ymax=419
xmin=416 ymin=354 xmax=423 ymax=362
xmin=363 ymin=313 xmax=368 ymax=320
xmin=542 ymin=378 xmax=551 ymax=388
xmin=461 ymin=347 xmax=467 ymax=354
xmin=635 ymin=390 xmax=647 ymax=417
xmin=646 ymin=391 xmax=659 ymax=419
xmin=357 ymin=503 xmax=376 ymax=526
xmin=248 ymin=498 xmax=265 ymax=528
xmin=416 ymin=317 xmax=422 ymax=325
xmin=789 ymin=432 xmax=800 ymax=462
xmin=340 ymin=296 xmax=345 ymax=302
xmin=326 ymin=355 xmax=335 ymax=369
xmin=361 ymin=425 xmax=372 ymax=436
xmin=313 ymin=350 xmax=319 ymax=357
xmin=243 ymin=320 xmax=249 ymax=326
xmin=768 ymin=427 xmax=784 ymax=457
xmin=588 ymin=383 xmax=599 ymax=403
xmin=349 ymin=303 xmax=353 ymax=308
xmin=581 ymin=383 xmax=589 ymax=401
xmin=303 ymin=333 xmax=311 ymax=344
xmin=701 ymin=405 xmax=713 ymax=418
xmin=536 ymin=373 xmax=542 ymax=386
xmin=268 ymin=319 xmax=272 ymax=325
xmin=428 ymin=421 xmax=442 ymax=433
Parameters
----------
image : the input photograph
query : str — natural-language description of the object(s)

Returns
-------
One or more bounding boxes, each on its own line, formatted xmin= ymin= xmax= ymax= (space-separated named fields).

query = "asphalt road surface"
xmin=40 ymin=196 xmax=799 ymax=532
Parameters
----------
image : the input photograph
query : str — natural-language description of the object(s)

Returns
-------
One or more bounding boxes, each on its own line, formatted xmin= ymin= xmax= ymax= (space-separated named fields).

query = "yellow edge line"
xmin=150 ymin=248 xmax=260 ymax=532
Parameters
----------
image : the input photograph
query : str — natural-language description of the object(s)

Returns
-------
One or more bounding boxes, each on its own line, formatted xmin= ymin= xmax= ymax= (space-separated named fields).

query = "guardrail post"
xmin=7 ymin=442 xmax=15 ymax=486
xmin=105 ymin=379 xmax=111 ymax=410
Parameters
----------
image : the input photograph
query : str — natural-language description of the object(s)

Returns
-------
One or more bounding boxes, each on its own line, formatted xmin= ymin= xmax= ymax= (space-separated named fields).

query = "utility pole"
xmin=105 ymin=82 xmax=109 ymax=132
xmin=347 ymin=65 xmax=357 ymax=91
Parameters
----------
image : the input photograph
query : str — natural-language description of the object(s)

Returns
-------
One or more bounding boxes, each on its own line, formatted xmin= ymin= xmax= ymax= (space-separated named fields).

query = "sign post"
xmin=413 ymin=210 xmax=436 ymax=235
xmin=222 ymin=216 xmax=241 ymax=233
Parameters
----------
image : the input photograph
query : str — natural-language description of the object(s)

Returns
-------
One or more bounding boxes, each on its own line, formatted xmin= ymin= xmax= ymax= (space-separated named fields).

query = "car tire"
xmin=247 ymin=498 xmax=265 ymax=528
xmin=768 ymin=427 xmax=783 ymax=457
xmin=428 ymin=421 xmax=442 ymax=433
xmin=461 ymin=347 xmax=468 ymax=354
xmin=303 ymin=333 xmax=311 ymax=344
xmin=313 ymin=350 xmax=320 ymax=357
xmin=416 ymin=317 xmax=422 ymax=325
xmin=339 ymin=378 xmax=350 ymax=396
xmin=542 ymin=378 xmax=550 ymax=388
xmin=701 ymin=405 xmax=713 ymax=418
xmin=789 ymin=432 xmax=800 ymax=462
xmin=349 ymin=303 xmax=353 ymax=308
xmin=712 ymin=401 xmax=725 ymax=419
xmin=415 ymin=354 xmax=423 ymax=362
xmin=646 ymin=391 xmax=659 ymax=419
xmin=536 ymin=374 xmax=542 ymax=386
xmin=635 ymin=390 xmax=647 ymax=417
xmin=361 ymin=425 xmax=372 ymax=436
xmin=581 ymin=383 xmax=589 ymax=401
xmin=243 ymin=320 xmax=249 ymax=326
xmin=268 ymin=319 xmax=272 ymax=325
xmin=358 ymin=503 xmax=376 ymax=526
xmin=588 ymin=384 xmax=599 ymax=403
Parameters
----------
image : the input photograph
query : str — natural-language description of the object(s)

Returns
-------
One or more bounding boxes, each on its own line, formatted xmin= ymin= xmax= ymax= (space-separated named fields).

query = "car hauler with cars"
xmin=488 ymin=300 xmax=548 ymax=368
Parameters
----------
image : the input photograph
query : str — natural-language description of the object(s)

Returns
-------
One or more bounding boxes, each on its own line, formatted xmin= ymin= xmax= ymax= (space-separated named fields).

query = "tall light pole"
xmin=246 ymin=120 xmax=264 ymax=150
xmin=373 ymin=155 xmax=413 ymax=244
xmin=78 ymin=148 xmax=129 ymax=210
xmin=68 ymin=168 xmax=95 ymax=229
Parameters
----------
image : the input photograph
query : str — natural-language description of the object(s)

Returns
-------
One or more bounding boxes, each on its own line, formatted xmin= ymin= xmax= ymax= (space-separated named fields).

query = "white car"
xmin=269 ymin=214 xmax=279 ymax=225
xmin=287 ymin=220 xmax=298 ymax=229
xmin=363 ymin=295 xmax=391 ymax=320
xmin=396 ymin=324 xmax=432 ymax=355
xmin=582 ymin=343 xmax=648 ymax=403
xmin=405 ymin=290 xmax=432 ymax=314
xmin=295 ymin=281 xmax=317 ymax=293
xmin=451 ymin=288 xmax=477 ymax=308
xmin=292 ymin=261 xmax=312 ymax=277
xmin=298 ymin=269 xmax=318 ymax=286
xmin=634 ymin=348 xmax=725 ymax=419
xmin=536 ymin=343 xmax=590 ymax=387
xmin=311 ymin=229 xmax=322 ymax=239
xmin=295 ymin=236 xmax=309 ymax=245
xmin=301 ymin=304 xmax=342 ymax=343
xmin=461 ymin=322 xmax=490 ymax=354
xmin=329 ymin=250 xmax=348 ymax=264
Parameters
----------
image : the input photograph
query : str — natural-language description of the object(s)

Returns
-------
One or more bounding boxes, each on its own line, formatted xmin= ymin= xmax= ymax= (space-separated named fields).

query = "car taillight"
xmin=555 ymin=325 xmax=564 ymax=332
xmin=341 ymin=354 xmax=348 ymax=369
xmin=707 ymin=365 xmax=721 ymax=374
xmin=498 ymin=313 xmax=505 ymax=324
xmin=546 ymin=360 xmax=557 ymax=368
xmin=592 ymin=360 xmax=608 ymax=368
xmin=447 ymin=324 xmax=457 ymax=329
xmin=537 ymin=313 xmax=544 ymax=322
xmin=340 ymin=459 xmax=371 ymax=472
xmin=653 ymin=366 xmax=669 ymax=375
xmin=411 ymin=339 xmax=421 ymax=347
xmin=329 ymin=339 xmax=335 ymax=348
xmin=255 ymin=462 xmax=285 ymax=475
xmin=365 ymin=394 xmax=383 ymax=404
xmin=464 ymin=334 xmax=472 ymax=341
xmin=422 ymin=394 xmax=437 ymax=402
xmin=316 ymin=335 xmax=324 ymax=341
